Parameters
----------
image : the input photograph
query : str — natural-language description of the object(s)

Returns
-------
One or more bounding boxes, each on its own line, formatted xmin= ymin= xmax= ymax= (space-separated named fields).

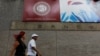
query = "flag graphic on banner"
xmin=23 ymin=0 xmax=60 ymax=22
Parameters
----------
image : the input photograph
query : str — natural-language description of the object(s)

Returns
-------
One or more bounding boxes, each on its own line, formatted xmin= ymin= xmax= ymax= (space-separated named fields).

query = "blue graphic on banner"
xmin=61 ymin=9 xmax=100 ymax=22
xmin=60 ymin=0 xmax=100 ymax=22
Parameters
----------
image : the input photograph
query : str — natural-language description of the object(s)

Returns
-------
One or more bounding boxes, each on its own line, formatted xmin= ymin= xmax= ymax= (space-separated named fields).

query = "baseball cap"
xmin=31 ymin=33 xmax=39 ymax=37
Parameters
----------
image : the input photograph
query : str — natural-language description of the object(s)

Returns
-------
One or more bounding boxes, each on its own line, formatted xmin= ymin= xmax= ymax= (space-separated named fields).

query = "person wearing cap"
xmin=9 ymin=31 xmax=27 ymax=56
xmin=27 ymin=34 xmax=42 ymax=56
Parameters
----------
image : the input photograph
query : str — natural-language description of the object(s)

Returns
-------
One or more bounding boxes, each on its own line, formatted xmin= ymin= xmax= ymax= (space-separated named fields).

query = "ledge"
xmin=10 ymin=21 xmax=100 ymax=31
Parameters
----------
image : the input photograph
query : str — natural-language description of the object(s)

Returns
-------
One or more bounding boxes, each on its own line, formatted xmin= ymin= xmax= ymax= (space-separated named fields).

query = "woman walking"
xmin=9 ymin=31 xmax=27 ymax=56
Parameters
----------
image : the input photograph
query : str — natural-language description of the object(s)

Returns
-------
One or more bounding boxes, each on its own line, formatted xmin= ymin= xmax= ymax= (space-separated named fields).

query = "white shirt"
xmin=27 ymin=39 xmax=36 ymax=56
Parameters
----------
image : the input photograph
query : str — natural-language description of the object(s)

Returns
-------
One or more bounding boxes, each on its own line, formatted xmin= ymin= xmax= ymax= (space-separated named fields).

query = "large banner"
xmin=23 ymin=0 xmax=100 ymax=22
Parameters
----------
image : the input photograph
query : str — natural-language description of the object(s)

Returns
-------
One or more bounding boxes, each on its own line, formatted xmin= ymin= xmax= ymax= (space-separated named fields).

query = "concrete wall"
xmin=1 ymin=0 xmax=100 ymax=56
xmin=2 ymin=31 xmax=100 ymax=56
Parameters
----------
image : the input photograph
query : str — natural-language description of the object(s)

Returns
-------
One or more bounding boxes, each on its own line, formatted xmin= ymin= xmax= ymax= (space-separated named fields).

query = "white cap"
xmin=31 ymin=33 xmax=39 ymax=37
